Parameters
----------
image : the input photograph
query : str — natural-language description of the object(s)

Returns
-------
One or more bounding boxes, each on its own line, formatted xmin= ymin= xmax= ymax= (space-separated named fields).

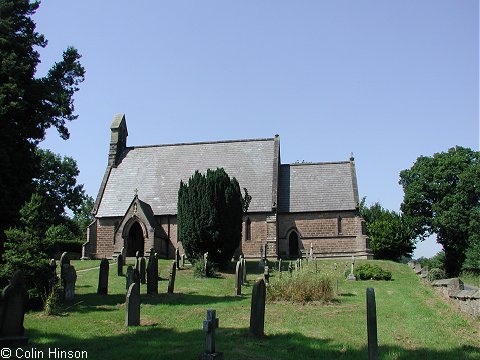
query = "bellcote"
xmin=108 ymin=113 xmax=128 ymax=167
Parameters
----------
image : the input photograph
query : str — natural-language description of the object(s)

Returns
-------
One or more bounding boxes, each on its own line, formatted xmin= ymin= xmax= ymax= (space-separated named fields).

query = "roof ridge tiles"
xmin=284 ymin=161 xmax=351 ymax=167
xmin=128 ymin=137 xmax=276 ymax=150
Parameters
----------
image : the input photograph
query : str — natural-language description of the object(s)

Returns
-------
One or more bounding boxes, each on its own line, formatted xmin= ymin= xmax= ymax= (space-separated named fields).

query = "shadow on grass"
xmin=22 ymin=326 xmax=480 ymax=360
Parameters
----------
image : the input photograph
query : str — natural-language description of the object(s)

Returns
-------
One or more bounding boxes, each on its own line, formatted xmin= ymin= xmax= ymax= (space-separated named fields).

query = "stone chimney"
xmin=109 ymin=114 xmax=128 ymax=167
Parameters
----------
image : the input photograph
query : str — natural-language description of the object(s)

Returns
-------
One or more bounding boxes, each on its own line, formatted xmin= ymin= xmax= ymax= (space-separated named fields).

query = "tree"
xmin=177 ymin=168 xmax=251 ymax=268
xmin=360 ymin=199 xmax=415 ymax=261
xmin=399 ymin=146 xmax=480 ymax=276
xmin=0 ymin=0 xmax=85 ymax=252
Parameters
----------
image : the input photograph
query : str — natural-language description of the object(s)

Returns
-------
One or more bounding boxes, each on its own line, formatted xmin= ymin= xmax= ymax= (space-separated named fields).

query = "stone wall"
xmin=94 ymin=217 xmax=118 ymax=258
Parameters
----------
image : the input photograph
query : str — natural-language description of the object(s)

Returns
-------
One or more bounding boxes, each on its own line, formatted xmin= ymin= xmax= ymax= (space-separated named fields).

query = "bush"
xmin=267 ymin=272 xmax=335 ymax=303
xmin=354 ymin=263 xmax=392 ymax=281
xmin=43 ymin=284 xmax=62 ymax=316
xmin=427 ymin=268 xmax=446 ymax=282
xmin=192 ymin=259 xmax=217 ymax=278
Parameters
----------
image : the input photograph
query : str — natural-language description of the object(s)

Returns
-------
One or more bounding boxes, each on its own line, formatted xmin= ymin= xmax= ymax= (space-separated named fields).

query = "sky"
xmin=32 ymin=1 xmax=479 ymax=258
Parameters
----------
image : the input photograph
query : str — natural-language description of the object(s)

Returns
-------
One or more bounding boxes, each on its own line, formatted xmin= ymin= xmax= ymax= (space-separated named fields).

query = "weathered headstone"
xmin=135 ymin=256 xmax=140 ymax=272
xmin=347 ymin=255 xmax=356 ymax=281
xmin=139 ymin=257 xmax=146 ymax=284
xmin=199 ymin=309 xmax=223 ymax=360
xmin=117 ymin=254 xmax=124 ymax=276
xmin=181 ymin=254 xmax=185 ymax=268
xmin=235 ymin=261 xmax=242 ymax=296
xmin=120 ymin=246 xmax=126 ymax=265
xmin=97 ymin=258 xmax=109 ymax=295
xmin=309 ymin=243 xmax=314 ymax=260
xmin=242 ymin=258 xmax=247 ymax=284
xmin=278 ymin=259 xmax=282 ymax=272
xmin=263 ymin=266 xmax=270 ymax=284
xmin=249 ymin=278 xmax=266 ymax=337
xmin=125 ymin=282 xmax=140 ymax=327
xmin=59 ymin=251 xmax=69 ymax=280
xmin=0 ymin=271 xmax=29 ymax=345
xmin=366 ymin=288 xmax=378 ymax=360
xmin=126 ymin=266 xmax=134 ymax=291
xmin=62 ymin=265 xmax=77 ymax=301
xmin=175 ymin=248 xmax=180 ymax=269
xmin=147 ymin=251 xmax=158 ymax=295
xmin=167 ymin=261 xmax=176 ymax=294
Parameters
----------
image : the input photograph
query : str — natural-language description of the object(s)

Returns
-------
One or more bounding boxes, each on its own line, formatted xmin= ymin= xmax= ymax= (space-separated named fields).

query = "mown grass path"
xmin=24 ymin=260 xmax=479 ymax=359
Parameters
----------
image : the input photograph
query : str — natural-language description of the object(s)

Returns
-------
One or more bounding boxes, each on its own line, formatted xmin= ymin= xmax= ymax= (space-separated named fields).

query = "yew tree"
xmin=177 ymin=168 xmax=250 ymax=268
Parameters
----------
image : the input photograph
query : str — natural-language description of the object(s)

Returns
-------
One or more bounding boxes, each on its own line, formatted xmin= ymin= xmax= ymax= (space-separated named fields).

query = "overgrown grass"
xmin=22 ymin=259 xmax=479 ymax=360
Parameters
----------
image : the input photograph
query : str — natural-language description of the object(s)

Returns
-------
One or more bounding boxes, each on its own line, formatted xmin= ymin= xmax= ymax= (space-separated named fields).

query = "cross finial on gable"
xmin=134 ymin=188 xmax=138 ymax=197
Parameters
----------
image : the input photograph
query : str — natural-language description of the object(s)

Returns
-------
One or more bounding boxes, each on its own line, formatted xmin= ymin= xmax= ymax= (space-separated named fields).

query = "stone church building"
xmin=82 ymin=114 xmax=371 ymax=260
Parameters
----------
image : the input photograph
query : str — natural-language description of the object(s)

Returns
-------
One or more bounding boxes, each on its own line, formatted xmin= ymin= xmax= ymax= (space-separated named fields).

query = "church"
xmin=82 ymin=114 xmax=371 ymax=260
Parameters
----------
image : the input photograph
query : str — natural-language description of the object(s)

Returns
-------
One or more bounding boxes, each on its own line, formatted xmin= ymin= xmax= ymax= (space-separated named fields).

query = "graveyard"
xmin=15 ymin=258 xmax=479 ymax=360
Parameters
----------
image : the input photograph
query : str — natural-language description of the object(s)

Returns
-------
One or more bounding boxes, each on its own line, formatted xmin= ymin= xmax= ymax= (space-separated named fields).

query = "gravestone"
xmin=0 ymin=271 xmax=29 ymax=345
xmin=242 ymin=258 xmax=247 ymax=284
xmin=120 ymin=246 xmax=126 ymax=265
xmin=59 ymin=251 xmax=69 ymax=280
xmin=199 ymin=309 xmax=223 ymax=360
xmin=366 ymin=288 xmax=378 ymax=360
xmin=309 ymin=243 xmax=314 ymax=260
xmin=278 ymin=259 xmax=282 ymax=272
xmin=263 ymin=243 xmax=268 ymax=261
xmin=288 ymin=262 xmax=293 ymax=275
xmin=258 ymin=246 xmax=265 ymax=268
xmin=97 ymin=258 xmax=109 ymax=295
xmin=204 ymin=252 xmax=209 ymax=277
xmin=175 ymin=248 xmax=180 ymax=269
xmin=62 ymin=265 xmax=77 ymax=301
xmin=235 ymin=261 xmax=242 ymax=296
xmin=133 ymin=268 xmax=141 ymax=293
xmin=147 ymin=252 xmax=158 ymax=295
xmin=126 ymin=266 xmax=134 ymax=291
xmin=249 ymin=278 xmax=266 ymax=337
xmin=135 ymin=256 xmax=140 ymax=272
xmin=181 ymin=254 xmax=186 ymax=268
xmin=125 ymin=282 xmax=140 ymax=327
xmin=117 ymin=254 xmax=124 ymax=276
xmin=167 ymin=261 xmax=176 ymax=294
xmin=263 ymin=266 xmax=270 ymax=285
xmin=139 ymin=257 xmax=146 ymax=284
xmin=347 ymin=256 xmax=356 ymax=281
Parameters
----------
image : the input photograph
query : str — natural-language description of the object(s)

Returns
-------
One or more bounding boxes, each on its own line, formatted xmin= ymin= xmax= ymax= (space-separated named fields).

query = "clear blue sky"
xmin=33 ymin=1 xmax=479 ymax=258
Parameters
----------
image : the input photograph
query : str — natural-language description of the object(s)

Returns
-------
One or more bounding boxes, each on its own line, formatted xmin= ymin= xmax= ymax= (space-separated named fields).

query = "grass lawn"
xmin=23 ymin=259 xmax=479 ymax=360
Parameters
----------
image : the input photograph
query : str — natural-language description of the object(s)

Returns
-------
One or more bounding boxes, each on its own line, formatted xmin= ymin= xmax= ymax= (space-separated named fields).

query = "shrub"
xmin=192 ymin=259 xmax=217 ymax=278
xmin=267 ymin=272 xmax=335 ymax=303
xmin=43 ymin=284 xmax=62 ymax=316
xmin=427 ymin=268 xmax=446 ymax=282
xmin=354 ymin=263 xmax=392 ymax=281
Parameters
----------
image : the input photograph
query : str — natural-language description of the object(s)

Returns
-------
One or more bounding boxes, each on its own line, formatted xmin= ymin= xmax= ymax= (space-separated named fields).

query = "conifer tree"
xmin=178 ymin=168 xmax=250 ymax=268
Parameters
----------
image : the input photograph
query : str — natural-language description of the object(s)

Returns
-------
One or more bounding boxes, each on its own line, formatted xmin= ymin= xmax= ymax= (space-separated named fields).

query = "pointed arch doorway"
xmin=288 ymin=231 xmax=299 ymax=258
xmin=126 ymin=222 xmax=144 ymax=257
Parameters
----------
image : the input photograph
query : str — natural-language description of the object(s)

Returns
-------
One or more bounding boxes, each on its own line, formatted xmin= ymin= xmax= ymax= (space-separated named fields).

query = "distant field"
xmin=23 ymin=259 xmax=479 ymax=360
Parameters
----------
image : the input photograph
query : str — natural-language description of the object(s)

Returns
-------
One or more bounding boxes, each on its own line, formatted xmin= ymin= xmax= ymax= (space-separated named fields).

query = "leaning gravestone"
xmin=139 ymin=257 xmax=146 ymax=284
xmin=97 ymin=258 xmax=109 ymax=295
xmin=249 ymin=278 xmax=266 ymax=337
xmin=125 ymin=282 xmax=140 ymax=327
xmin=0 ymin=271 xmax=29 ymax=346
xmin=199 ymin=309 xmax=223 ymax=360
xmin=117 ymin=254 xmax=124 ymax=276
xmin=59 ymin=251 xmax=69 ymax=280
xmin=235 ymin=261 xmax=242 ymax=296
xmin=126 ymin=266 xmax=134 ymax=291
xmin=62 ymin=265 xmax=77 ymax=301
xmin=167 ymin=261 xmax=176 ymax=294
xmin=147 ymin=252 xmax=158 ymax=295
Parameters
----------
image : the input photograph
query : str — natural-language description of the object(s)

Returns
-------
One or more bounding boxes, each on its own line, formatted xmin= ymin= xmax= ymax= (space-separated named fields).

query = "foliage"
xmin=399 ymin=146 xmax=480 ymax=276
xmin=0 ymin=0 xmax=84 ymax=252
xmin=354 ymin=263 xmax=392 ymax=280
xmin=177 ymin=168 xmax=250 ymax=268
xmin=43 ymin=283 xmax=62 ymax=316
xmin=267 ymin=271 xmax=335 ymax=303
xmin=417 ymin=251 xmax=446 ymax=272
xmin=72 ymin=195 xmax=95 ymax=241
xmin=427 ymin=268 xmax=446 ymax=282
xmin=192 ymin=259 xmax=217 ymax=278
xmin=359 ymin=199 xmax=416 ymax=261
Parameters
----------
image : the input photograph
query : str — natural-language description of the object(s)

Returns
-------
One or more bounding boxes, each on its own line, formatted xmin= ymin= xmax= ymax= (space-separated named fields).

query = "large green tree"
xmin=0 ymin=0 xmax=85 ymax=252
xmin=360 ymin=199 xmax=415 ymax=261
xmin=399 ymin=146 xmax=480 ymax=275
xmin=177 ymin=168 xmax=250 ymax=268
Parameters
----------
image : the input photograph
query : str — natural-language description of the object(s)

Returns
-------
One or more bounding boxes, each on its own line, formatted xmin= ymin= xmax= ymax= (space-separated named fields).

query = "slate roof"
xmin=96 ymin=138 xmax=277 ymax=217
xmin=278 ymin=162 xmax=358 ymax=213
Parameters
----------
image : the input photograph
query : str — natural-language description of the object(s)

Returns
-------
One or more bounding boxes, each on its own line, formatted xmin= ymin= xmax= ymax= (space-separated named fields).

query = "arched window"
xmin=245 ymin=217 xmax=251 ymax=241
